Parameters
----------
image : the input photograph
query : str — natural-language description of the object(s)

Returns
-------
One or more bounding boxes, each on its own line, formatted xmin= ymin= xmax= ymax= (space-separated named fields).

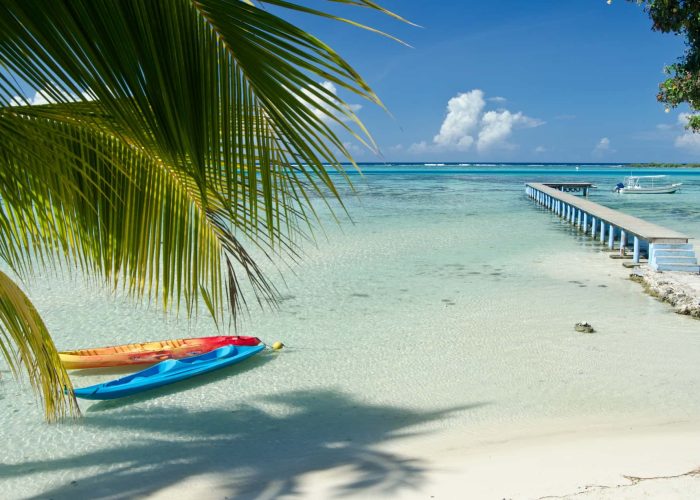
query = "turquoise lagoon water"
xmin=2 ymin=164 xmax=700 ymax=498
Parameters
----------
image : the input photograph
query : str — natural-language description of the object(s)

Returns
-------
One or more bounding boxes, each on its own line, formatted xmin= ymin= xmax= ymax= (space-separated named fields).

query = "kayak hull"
xmin=59 ymin=336 xmax=261 ymax=369
xmin=73 ymin=344 xmax=265 ymax=400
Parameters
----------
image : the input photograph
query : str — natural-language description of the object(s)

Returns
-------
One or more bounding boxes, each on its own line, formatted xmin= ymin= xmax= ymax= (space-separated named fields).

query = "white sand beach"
xmin=143 ymin=420 xmax=700 ymax=499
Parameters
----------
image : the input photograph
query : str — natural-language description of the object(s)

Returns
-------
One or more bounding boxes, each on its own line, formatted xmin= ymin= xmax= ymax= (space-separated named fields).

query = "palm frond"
xmin=0 ymin=106 xmax=284 ymax=321
xmin=0 ymin=0 xmax=404 ymax=420
xmin=0 ymin=269 xmax=79 ymax=421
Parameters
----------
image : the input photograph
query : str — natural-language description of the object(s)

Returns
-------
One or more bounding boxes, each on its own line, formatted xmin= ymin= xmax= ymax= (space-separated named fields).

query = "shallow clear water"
xmin=2 ymin=164 xmax=700 ymax=498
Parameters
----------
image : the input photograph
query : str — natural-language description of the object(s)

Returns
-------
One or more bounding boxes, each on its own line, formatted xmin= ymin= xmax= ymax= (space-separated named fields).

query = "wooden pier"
xmin=542 ymin=182 xmax=595 ymax=197
xmin=525 ymin=182 xmax=700 ymax=272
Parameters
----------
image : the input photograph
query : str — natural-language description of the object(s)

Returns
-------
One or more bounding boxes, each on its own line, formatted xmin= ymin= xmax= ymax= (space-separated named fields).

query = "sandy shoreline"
xmin=135 ymin=419 xmax=700 ymax=500
xmin=6 ymin=185 xmax=700 ymax=499
xmin=138 ymin=262 xmax=700 ymax=499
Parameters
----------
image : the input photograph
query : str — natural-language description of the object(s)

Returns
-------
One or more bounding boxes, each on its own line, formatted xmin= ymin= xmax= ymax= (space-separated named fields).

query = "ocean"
xmin=2 ymin=163 xmax=700 ymax=498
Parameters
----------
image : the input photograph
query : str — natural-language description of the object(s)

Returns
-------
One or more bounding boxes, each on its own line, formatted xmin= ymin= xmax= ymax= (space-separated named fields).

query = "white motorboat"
xmin=614 ymin=175 xmax=682 ymax=194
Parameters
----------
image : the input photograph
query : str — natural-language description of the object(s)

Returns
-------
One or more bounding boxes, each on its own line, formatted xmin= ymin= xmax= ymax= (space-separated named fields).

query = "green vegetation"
xmin=627 ymin=163 xmax=700 ymax=168
xmin=632 ymin=0 xmax=700 ymax=130
xmin=0 ymin=0 xmax=400 ymax=420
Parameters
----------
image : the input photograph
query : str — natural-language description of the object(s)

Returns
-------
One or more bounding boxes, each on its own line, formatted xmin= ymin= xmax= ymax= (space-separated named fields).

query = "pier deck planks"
xmin=526 ymin=182 xmax=690 ymax=243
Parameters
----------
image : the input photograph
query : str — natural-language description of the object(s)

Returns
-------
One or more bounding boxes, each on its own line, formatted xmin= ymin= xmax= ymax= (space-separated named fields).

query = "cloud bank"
xmin=674 ymin=113 xmax=700 ymax=152
xmin=410 ymin=90 xmax=543 ymax=154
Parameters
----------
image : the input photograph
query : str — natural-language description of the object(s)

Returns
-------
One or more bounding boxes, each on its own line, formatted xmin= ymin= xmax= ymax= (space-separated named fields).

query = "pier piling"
xmin=525 ymin=182 xmax=699 ymax=272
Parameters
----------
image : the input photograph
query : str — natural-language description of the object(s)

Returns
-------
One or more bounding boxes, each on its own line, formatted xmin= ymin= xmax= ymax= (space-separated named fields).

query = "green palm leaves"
xmin=0 ymin=0 xmax=398 ymax=420
xmin=0 ymin=270 xmax=78 ymax=420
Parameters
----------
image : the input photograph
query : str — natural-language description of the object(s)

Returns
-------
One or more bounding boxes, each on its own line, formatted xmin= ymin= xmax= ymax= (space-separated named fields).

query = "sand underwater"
xmin=2 ymin=164 xmax=700 ymax=498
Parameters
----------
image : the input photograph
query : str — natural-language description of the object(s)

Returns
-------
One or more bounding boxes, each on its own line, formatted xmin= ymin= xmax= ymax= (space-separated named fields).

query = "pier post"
xmin=620 ymin=230 xmax=627 ymax=255
xmin=525 ymin=183 xmax=691 ymax=270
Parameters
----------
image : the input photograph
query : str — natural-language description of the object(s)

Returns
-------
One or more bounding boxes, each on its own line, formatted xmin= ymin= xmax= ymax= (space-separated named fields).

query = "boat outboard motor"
xmin=614 ymin=182 xmax=624 ymax=193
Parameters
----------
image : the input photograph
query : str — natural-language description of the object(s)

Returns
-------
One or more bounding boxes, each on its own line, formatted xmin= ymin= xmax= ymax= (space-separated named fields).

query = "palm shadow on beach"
xmin=3 ymin=379 xmax=486 ymax=499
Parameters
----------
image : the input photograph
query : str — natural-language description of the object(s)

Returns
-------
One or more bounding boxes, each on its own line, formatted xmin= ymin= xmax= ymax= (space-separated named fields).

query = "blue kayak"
xmin=73 ymin=344 xmax=264 ymax=400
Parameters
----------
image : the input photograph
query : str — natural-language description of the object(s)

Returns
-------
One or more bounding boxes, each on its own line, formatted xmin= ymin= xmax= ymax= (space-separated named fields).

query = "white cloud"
xmin=478 ymin=110 xmax=543 ymax=152
xmin=592 ymin=137 xmax=615 ymax=156
xmin=487 ymin=96 xmax=507 ymax=103
xmin=408 ymin=141 xmax=430 ymax=154
xmin=9 ymin=88 xmax=95 ymax=106
xmin=411 ymin=89 xmax=543 ymax=154
xmin=342 ymin=141 xmax=365 ymax=156
xmin=678 ymin=113 xmax=695 ymax=125
xmin=433 ymin=90 xmax=485 ymax=150
xmin=674 ymin=133 xmax=700 ymax=151
xmin=301 ymin=81 xmax=361 ymax=125
xmin=673 ymin=113 xmax=700 ymax=152
xmin=534 ymin=146 xmax=547 ymax=153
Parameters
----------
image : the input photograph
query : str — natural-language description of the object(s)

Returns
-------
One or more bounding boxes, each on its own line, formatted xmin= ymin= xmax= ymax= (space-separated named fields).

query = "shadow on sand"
xmin=2 ymin=385 xmax=486 ymax=499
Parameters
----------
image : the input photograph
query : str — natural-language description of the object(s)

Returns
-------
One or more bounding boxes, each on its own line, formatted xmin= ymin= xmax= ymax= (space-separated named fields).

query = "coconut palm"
xmin=0 ymin=0 xmax=402 ymax=420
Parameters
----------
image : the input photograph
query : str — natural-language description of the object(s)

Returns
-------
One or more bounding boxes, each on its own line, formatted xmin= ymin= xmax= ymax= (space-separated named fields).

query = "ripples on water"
xmin=2 ymin=163 xmax=700 ymax=497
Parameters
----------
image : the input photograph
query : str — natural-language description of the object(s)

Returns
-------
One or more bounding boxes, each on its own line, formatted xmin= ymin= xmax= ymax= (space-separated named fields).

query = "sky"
xmin=273 ymin=0 xmax=700 ymax=163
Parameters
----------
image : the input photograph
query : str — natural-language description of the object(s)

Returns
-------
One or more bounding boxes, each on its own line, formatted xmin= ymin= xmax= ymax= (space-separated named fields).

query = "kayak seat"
xmin=155 ymin=359 xmax=179 ymax=373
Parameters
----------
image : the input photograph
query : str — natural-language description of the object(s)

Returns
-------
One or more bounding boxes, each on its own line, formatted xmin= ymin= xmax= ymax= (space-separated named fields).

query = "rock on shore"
xmin=630 ymin=266 xmax=700 ymax=318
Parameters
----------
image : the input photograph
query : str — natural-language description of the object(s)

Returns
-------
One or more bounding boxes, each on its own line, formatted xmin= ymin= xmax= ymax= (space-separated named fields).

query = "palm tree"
xmin=0 ymin=0 xmax=402 ymax=421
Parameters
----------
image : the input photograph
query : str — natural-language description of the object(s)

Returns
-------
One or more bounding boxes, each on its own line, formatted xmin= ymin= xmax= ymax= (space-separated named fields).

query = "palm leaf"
xmin=0 ymin=0 xmax=403 ymax=419
xmin=0 ymin=269 xmax=79 ymax=421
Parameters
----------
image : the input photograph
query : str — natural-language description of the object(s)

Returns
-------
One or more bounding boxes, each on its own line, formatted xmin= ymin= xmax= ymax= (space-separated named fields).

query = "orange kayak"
xmin=59 ymin=336 xmax=262 ymax=369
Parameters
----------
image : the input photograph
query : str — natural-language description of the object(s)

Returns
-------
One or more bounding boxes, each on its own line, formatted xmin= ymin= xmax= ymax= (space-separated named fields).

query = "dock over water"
xmin=542 ymin=182 xmax=595 ymax=197
xmin=525 ymin=182 xmax=699 ymax=272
